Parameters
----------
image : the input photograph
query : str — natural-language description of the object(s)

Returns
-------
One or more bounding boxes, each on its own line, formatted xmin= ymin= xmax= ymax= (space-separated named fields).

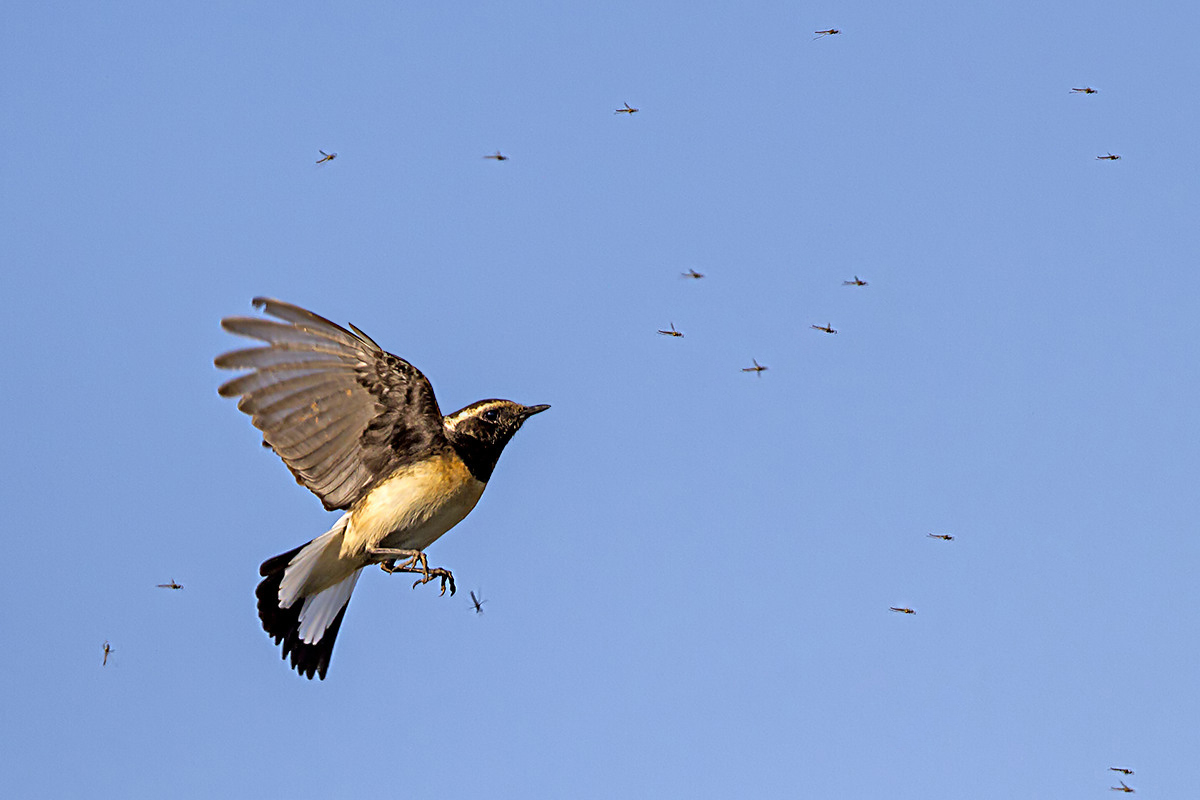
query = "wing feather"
xmin=216 ymin=298 xmax=449 ymax=510
xmin=218 ymin=364 xmax=355 ymax=398
xmin=263 ymin=385 xmax=361 ymax=430
xmin=238 ymin=373 xmax=354 ymax=415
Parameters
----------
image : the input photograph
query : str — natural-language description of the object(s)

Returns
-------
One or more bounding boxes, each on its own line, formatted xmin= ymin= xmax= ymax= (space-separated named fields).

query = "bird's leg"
xmin=372 ymin=548 xmax=425 ymax=574
xmin=369 ymin=548 xmax=456 ymax=596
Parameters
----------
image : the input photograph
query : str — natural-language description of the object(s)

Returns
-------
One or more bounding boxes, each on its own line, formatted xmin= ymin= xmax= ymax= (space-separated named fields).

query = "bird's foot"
xmin=372 ymin=548 xmax=456 ymax=596
xmin=411 ymin=567 xmax=456 ymax=596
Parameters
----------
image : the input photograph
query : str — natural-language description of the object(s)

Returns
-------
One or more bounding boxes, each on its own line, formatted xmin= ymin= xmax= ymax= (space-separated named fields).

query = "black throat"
xmin=447 ymin=431 xmax=507 ymax=484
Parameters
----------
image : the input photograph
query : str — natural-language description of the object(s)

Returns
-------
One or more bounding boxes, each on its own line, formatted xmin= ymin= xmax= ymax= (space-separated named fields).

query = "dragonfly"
xmin=657 ymin=322 xmax=684 ymax=337
xmin=682 ymin=268 xmax=705 ymax=279
xmin=483 ymin=151 xmax=509 ymax=161
xmin=1111 ymin=781 xmax=1135 ymax=793
xmin=1109 ymin=768 xmax=1134 ymax=776
xmin=102 ymin=641 xmax=114 ymax=666
xmin=890 ymin=607 xmax=916 ymax=614
xmin=742 ymin=358 xmax=768 ymax=375
xmin=927 ymin=534 xmax=954 ymax=541
xmin=1070 ymin=87 xmax=1099 ymax=94
xmin=615 ymin=102 xmax=639 ymax=115
xmin=156 ymin=579 xmax=184 ymax=590
xmin=316 ymin=150 xmax=337 ymax=164
xmin=813 ymin=29 xmax=840 ymax=40
xmin=842 ymin=276 xmax=868 ymax=286
xmin=811 ymin=323 xmax=837 ymax=334
xmin=470 ymin=591 xmax=488 ymax=615
xmin=1097 ymin=152 xmax=1121 ymax=160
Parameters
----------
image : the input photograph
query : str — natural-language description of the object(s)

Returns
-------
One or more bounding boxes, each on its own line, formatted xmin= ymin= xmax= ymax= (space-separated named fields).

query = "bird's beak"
xmin=522 ymin=404 xmax=551 ymax=418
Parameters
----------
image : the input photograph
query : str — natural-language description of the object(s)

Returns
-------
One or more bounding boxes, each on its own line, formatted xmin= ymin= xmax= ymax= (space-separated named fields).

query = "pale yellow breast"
xmin=342 ymin=454 xmax=486 ymax=559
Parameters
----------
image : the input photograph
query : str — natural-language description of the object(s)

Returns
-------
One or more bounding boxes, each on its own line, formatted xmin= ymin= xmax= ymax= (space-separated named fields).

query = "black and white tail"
xmin=256 ymin=518 xmax=362 ymax=680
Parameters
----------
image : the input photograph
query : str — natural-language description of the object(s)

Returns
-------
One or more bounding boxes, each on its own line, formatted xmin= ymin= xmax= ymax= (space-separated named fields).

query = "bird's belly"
xmin=342 ymin=454 xmax=486 ymax=558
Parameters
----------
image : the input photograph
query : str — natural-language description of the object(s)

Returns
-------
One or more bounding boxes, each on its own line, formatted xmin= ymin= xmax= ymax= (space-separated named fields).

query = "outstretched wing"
xmin=216 ymin=297 xmax=448 ymax=510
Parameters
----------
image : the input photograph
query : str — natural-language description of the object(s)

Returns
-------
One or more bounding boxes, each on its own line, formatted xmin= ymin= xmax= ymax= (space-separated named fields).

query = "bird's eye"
xmin=482 ymin=408 xmax=500 ymax=422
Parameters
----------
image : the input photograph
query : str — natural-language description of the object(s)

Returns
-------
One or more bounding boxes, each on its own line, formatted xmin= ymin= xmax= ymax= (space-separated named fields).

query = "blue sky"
xmin=3 ymin=1 xmax=1198 ymax=797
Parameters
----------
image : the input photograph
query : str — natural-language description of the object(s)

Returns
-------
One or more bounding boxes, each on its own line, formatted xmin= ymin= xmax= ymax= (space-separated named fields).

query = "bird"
xmin=1109 ymin=768 xmax=1134 ymax=776
xmin=1111 ymin=780 xmax=1135 ymax=793
xmin=842 ymin=276 xmax=868 ymax=286
xmin=156 ymin=579 xmax=184 ymax=590
xmin=316 ymin=150 xmax=337 ymax=164
xmin=1070 ymin=87 xmax=1099 ymax=94
xmin=742 ymin=358 xmax=768 ymax=375
xmin=470 ymin=590 xmax=487 ymax=615
xmin=811 ymin=323 xmax=837 ymax=334
xmin=657 ymin=322 xmax=684 ymax=337
xmin=681 ymin=269 xmax=705 ymax=279
xmin=615 ymin=102 xmax=639 ymax=115
xmin=1097 ymin=152 xmax=1121 ymax=160
xmin=216 ymin=298 xmax=549 ymax=679
xmin=927 ymin=533 xmax=954 ymax=541
xmin=813 ymin=29 xmax=840 ymax=40
xmin=890 ymin=607 xmax=916 ymax=614
xmin=102 ymin=641 xmax=114 ymax=666
xmin=483 ymin=151 xmax=509 ymax=161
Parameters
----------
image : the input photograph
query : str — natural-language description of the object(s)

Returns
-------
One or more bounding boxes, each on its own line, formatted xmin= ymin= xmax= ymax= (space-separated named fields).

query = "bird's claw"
xmin=377 ymin=551 xmax=455 ymax=596
xmin=411 ymin=568 xmax=456 ymax=596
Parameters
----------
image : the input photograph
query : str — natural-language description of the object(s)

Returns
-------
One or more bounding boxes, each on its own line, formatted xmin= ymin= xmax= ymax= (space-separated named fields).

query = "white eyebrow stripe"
xmin=442 ymin=400 xmax=509 ymax=432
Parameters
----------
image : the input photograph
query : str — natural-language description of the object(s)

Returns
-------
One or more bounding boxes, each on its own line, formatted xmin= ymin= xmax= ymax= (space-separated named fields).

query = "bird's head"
xmin=444 ymin=400 xmax=550 ymax=480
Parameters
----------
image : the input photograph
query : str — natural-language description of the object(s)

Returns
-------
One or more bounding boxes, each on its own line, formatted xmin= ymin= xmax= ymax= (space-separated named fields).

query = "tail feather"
xmin=256 ymin=519 xmax=361 ymax=680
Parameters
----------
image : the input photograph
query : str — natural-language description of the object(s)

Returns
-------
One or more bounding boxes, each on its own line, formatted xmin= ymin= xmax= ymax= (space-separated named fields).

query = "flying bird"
xmin=156 ymin=580 xmax=184 ymax=590
xmin=842 ymin=276 xmax=868 ymax=286
xmin=682 ymin=269 xmax=705 ymax=279
xmin=1097 ymin=153 xmax=1121 ymax=160
xmin=216 ymin=298 xmax=549 ymax=679
xmin=316 ymin=150 xmax=337 ymax=164
xmin=890 ymin=607 xmax=916 ymax=614
xmin=470 ymin=591 xmax=487 ymax=615
xmin=927 ymin=534 xmax=954 ymax=541
xmin=657 ymin=322 xmax=684 ymax=337
xmin=615 ymin=102 xmax=639 ymax=114
xmin=1111 ymin=781 xmax=1135 ymax=793
xmin=102 ymin=641 xmax=114 ymax=666
xmin=813 ymin=29 xmax=840 ymax=40
xmin=1070 ymin=87 xmax=1099 ymax=94
xmin=483 ymin=151 xmax=509 ymax=161
xmin=811 ymin=323 xmax=837 ymax=334
xmin=742 ymin=359 xmax=768 ymax=375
